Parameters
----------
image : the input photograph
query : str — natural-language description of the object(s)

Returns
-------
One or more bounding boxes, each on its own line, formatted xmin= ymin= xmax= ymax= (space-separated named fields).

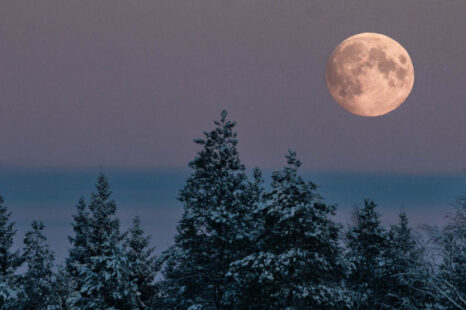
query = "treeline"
xmin=0 ymin=111 xmax=464 ymax=310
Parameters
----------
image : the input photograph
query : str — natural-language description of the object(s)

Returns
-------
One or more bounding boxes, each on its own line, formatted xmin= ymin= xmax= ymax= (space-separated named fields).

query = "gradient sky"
xmin=1 ymin=1 xmax=465 ymax=173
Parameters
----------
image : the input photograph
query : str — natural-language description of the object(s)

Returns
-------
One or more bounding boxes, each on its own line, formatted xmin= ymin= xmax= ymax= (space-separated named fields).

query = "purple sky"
xmin=1 ymin=1 xmax=465 ymax=173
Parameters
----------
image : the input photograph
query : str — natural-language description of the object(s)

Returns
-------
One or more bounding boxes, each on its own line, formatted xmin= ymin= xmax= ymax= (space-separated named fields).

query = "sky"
xmin=1 ymin=1 xmax=466 ymax=261
xmin=0 ymin=1 xmax=465 ymax=172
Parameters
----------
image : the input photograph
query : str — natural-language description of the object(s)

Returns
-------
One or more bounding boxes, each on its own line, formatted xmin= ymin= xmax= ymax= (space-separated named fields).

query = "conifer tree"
xmin=0 ymin=195 xmax=22 ymax=310
xmin=124 ymin=216 xmax=159 ymax=309
xmin=384 ymin=212 xmax=427 ymax=309
xmin=345 ymin=199 xmax=389 ymax=309
xmin=229 ymin=151 xmax=348 ymax=309
xmin=68 ymin=174 xmax=137 ymax=310
xmin=162 ymin=110 xmax=255 ymax=309
xmin=20 ymin=221 xmax=61 ymax=310
xmin=66 ymin=197 xmax=90 ymax=298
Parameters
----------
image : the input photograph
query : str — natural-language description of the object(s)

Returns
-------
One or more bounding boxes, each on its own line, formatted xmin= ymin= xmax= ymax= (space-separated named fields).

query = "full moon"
xmin=325 ymin=33 xmax=414 ymax=117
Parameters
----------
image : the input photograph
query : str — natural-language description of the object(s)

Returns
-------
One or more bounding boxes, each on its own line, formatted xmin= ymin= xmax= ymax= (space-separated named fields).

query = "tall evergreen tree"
xmin=20 ymin=221 xmax=61 ymax=310
xmin=383 ymin=212 xmax=427 ymax=309
xmin=0 ymin=196 xmax=22 ymax=277
xmin=345 ymin=199 xmax=390 ymax=309
xmin=66 ymin=197 xmax=90 ymax=302
xmin=0 ymin=195 xmax=23 ymax=310
xmin=124 ymin=216 xmax=159 ymax=309
xmin=229 ymin=151 xmax=348 ymax=309
xmin=162 ymin=110 xmax=255 ymax=309
xmin=68 ymin=174 xmax=137 ymax=310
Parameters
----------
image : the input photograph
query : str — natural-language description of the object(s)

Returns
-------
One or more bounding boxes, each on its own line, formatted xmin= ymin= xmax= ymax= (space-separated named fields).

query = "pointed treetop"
xmin=363 ymin=198 xmax=377 ymax=211
xmin=132 ymin=215 xmax=142 ymax=227
xmin=76 ymin=196 xmax=86 ymax=210
xmin=215 ymin=109 xmax=235 ymax=128
xmin=95 ymin=173 xmax=112 ymax=201
xmin=0 ymin=195 xmax=11 ymax=224
xmin=220 ymin=109 xmax=228 ymax=122
xmin=24 ymin=221 xmax=50 ymax=256
xmin=127 ymin=216 xmax=154 ymax=253
xmin=253 ymin=167 xmax=263 ymax=181
xmin=285 ymin=149 xmax=301 ymax=168
xmin=0 ymin=195 xmax=22 ymax=276
xmin=0 ymin=194 xmax=12 ymax=224
xmin=188 ymin=109 xmax=244 ymax=172
xmin=31 ymin=220 xmax=45 ymax=232
xmin=398 ymin=211 xmax=408 ymax=225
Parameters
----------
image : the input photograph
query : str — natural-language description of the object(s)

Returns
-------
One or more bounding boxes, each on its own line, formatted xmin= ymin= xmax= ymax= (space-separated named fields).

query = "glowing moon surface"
xmin=325 ymin=33 xmax=414 ymax=117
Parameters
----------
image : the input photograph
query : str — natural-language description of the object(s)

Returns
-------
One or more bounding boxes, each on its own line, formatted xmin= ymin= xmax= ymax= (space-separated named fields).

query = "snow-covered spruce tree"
xmin=66 ymin=196 xmax=90 ymax=303
xmin=19 ymin=221 xmax=61 ymax=310
xmin=67 ymin=174 xmax=138 ymax=310
xmin=124 ymin=216 xmax=159 ymax=309
xmin=0 ymin=195 xmax=23 ymax=310
xmin=161 ymin=110 xmax=255 ymax=309
xmin=229 ymin=151 xmax=349 ymax=309
xmin=383 ymin=212 xmax=427 ymax=309
xmin=345 ymin=199 xmax=389 ymax=309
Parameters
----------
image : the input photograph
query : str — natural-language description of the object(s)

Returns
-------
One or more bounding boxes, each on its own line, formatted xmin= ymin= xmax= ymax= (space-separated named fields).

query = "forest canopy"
xmin=0 ymin=111 xmax=464 ymax=309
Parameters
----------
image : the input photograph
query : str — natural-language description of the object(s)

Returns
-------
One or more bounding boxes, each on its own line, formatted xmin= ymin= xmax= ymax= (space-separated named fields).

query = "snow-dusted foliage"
xmin=0 ymin=196 xmax=22 ymax=277
xmin=228 ymin=151 xmax=350 ymax=309
xmin=123 ymin=216 xmax=159 ymax=308
xmin=383 ymin=212 xmax=430 ymax=309
xmin=0 ymin=195 xmax=23 ymax=310
xmin=0 ymin=281 xmax=21 ymax=310
xmin=66 ymin=174 xmax=139 ymax=310
xmin=345 ymin=199 xmax=389 ymax=309
xmin=19 ymin=221 xmax=61 ymax=310
xmin=160 ymin=110 xmax=257 ymax=308
xmin=66 ymin=197 xmax=90 ymax=304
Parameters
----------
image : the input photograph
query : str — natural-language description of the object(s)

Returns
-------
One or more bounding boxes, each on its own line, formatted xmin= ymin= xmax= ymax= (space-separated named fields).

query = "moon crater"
xmin=325 ymin=33 xmax=414 ymax=117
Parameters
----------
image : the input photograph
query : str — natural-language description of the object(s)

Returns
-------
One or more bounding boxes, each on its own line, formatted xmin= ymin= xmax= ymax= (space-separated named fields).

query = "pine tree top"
xmin=0 ymin=195 xmax=22 ymax=276
xmin=23 ymin=221 xmax=55 ymax=271
xmin=189 ymin=110 xmax=244 ymax=173
xmin=91 ymin=173 xmax=113 ymax=206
